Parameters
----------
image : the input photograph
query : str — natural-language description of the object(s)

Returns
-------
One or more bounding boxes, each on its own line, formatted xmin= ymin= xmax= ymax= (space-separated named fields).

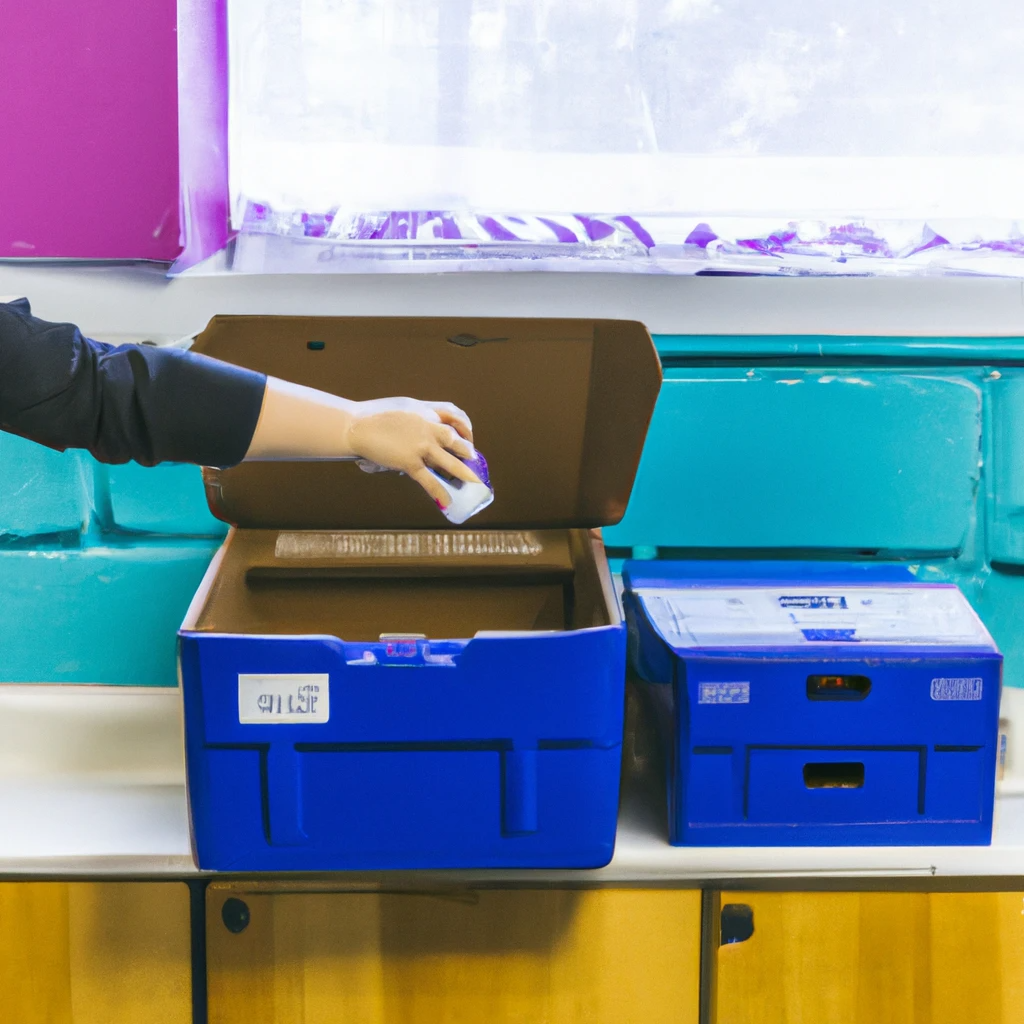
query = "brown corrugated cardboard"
xmin=191 ymin=316 xmax=661 ymax=530
xmin=192 ymin=528 xmax=612 ymax=639
xmin=187 ymin=316 xmax=660 ymax=640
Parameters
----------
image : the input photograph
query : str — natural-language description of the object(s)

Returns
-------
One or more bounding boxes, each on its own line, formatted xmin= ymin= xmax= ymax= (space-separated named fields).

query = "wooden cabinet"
xmin=0 ymin=882 xmax=191 ymax=1024
xmin=714 ymin=891 xmax=1024 ymax=1024
xmin=207 ymin=885 xmax=701 ymax=1024
xmin=12 ymin=877 xmax=1024 ymax=1023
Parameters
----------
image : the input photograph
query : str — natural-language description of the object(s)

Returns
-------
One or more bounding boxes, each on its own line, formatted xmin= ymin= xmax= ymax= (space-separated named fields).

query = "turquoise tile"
xmin=988 ymin=373 xmax=1024 ymax=565
xmin=606 ymin=369 xmax=982 ymax=554
xmin=972 ymin=569 xmax=1024 ymax=692
xmin=0 ymin=433 xmax=90 ymax=537
xmin=0 ymin=540 xmax=219 ymax=686
xmin=655 ymin=335 xmax=1024 ymax=361
xmin=103 ymin=461 xmax=227 ymax=536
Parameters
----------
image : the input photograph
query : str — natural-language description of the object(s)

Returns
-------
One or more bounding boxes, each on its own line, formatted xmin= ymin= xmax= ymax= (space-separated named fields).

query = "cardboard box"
xmin=179 ymin=316 xmax=661 ymax=870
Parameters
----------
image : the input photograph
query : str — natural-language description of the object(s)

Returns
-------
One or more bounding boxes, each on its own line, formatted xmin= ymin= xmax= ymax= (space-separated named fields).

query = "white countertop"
xmin=1 ymin=684 xmax=1022 ymax=883
xmin=0 ymin=686 xmax=194 ymax=877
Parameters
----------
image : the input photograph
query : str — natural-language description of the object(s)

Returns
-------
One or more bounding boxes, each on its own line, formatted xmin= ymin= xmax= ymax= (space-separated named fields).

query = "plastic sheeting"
xmin=224 ymin=0 xmax=1024 ymax=275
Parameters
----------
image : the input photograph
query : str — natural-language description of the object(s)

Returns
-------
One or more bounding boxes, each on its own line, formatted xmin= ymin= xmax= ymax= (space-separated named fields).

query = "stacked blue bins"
xmin=179 ymin=315 xmax=662 ymax=870
xmin=623 ymin=561 xmax=1002 ymax=846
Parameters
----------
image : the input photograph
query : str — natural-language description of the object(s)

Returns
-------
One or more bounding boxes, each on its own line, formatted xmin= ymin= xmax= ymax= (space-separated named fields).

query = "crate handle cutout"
xmin=803 ymin=762 xmax=865 ymax=789
xmin=806 ymin=674 xmax=871 ymax=701
xmin=720 ymin=904 xmax=755 ymax=945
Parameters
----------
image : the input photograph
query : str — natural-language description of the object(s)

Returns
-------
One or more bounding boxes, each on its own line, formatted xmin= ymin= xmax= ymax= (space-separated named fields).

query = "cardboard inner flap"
xmin=192 ymin=529 xmax=614 ymax=639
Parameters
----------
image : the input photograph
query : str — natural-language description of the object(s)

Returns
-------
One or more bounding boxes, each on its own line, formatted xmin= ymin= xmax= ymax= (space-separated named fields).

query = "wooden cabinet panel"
xmin=0 ymin=882 xmax=191 ymax=1024
xmin=716 ymin=891 xmax=1024 ymax=1024
xmin=207 ymin=885 xmax=701 ymax=1024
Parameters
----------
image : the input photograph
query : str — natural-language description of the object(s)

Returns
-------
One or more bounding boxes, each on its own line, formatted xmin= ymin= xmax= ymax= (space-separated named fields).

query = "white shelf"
xmin=591 ymin=783 xmax=1024 ymax=885
xmin=0 ymin=780 xmax=194 ymax=877
xmin=0 ymin=685 xmax=193 ymax=877
xmin=1 ymin=684 xmax=1022 ymax=883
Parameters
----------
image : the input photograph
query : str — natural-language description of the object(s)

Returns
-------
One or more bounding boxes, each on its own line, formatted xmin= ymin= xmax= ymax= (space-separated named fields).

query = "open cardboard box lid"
xmin=193 ymin=316 xmax=662 ymax=530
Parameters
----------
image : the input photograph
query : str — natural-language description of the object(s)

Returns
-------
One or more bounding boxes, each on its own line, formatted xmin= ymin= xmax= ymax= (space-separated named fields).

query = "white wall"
xmin=1 ymin=265 xmax=1022 ymax=342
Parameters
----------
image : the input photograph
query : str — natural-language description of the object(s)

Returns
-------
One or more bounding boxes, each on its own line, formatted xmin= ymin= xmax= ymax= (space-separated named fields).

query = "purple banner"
xmin=0 ymin=0 xmax=182 ymax=260
xmin=173 ymin=0 xmax=232 ymax=272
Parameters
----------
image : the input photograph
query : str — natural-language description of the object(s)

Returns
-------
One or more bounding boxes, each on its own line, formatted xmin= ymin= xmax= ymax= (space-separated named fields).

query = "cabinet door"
xmin=715 ymin=891 xmax=1024 ymax=1024
xmin=207 ymin=885 xmax=701 ymax=1024
xmin=0 ymin=882 xmax=192 ymax=1024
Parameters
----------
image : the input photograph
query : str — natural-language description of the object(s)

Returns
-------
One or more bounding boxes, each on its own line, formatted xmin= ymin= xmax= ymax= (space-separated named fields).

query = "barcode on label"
xmin=930 ymin=677 xmax=983 ymax=702
xmin=698 ymin=682 xmax=750 ymax=705
xmin=238 ymin=674 xmax=330 ymax=723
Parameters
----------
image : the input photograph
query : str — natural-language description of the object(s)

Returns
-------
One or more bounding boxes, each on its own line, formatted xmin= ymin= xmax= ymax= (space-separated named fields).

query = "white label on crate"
xmin=930 ymin=677 xmax=984 ymax=701
xmin=699 ymin=682 xmax=750 ymax=705
xmin=238 ymin=674 xmax=330 ymax=724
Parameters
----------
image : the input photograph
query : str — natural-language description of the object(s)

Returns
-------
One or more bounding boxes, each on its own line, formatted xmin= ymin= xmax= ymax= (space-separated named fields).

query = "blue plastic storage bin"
xmin=623 ymin=561 xmax=1003 ymax=847
xmin=179 ymin=315 xmax=661 ymax=871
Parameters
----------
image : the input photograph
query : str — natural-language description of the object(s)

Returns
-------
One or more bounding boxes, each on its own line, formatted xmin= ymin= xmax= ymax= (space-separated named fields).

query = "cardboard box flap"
xmin=193 ymin=316 xmax=662 ymax=530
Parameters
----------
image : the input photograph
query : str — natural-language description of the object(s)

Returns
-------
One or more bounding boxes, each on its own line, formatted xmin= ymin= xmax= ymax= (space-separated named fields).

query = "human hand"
xmin=346 ymin=398 xmax=480 ymax=507
xmin=245 ymin=383 xmax=481 ymax=508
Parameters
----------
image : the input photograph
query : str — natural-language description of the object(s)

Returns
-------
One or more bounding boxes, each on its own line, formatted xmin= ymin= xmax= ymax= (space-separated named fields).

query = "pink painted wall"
xmin=0 ymin=0 xmax=183 ymax=261
xmin=175 ymin=0 xmax=232 ymax=272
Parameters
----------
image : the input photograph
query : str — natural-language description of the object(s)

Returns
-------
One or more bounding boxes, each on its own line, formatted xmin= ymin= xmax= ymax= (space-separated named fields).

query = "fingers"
xmin=409 ymin=466 xmax=452 ymax=507
xmin=427 ymin=446 xmax=481 ymax=485
xmin=387 ymin=398 xmax=472 ymax=440
xmin=431 ymin=402 xmax=474 ymax=442
xmin=434 ymin=423 xmax=473 ymax=460
xmin=346 ymin=408 xmax=481 ymax=508
xmin=397 ymin=398 xmax=442 ymax=424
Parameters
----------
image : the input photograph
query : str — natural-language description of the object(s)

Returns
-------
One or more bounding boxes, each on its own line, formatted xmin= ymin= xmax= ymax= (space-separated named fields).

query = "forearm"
xmin=244 ymin=377 xmax=361 ymax=460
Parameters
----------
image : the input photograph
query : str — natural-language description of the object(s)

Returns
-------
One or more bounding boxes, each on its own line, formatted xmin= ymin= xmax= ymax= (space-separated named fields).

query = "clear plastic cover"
xmin=222 ymin=0 xmax=1024 ymax=276
xmin=274 ymin=531 xmax=544 ymax=560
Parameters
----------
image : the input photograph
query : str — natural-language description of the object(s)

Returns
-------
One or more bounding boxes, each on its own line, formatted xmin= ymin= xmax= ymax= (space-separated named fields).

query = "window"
xmin=222 ymin=0 xmax=1024 ymax=275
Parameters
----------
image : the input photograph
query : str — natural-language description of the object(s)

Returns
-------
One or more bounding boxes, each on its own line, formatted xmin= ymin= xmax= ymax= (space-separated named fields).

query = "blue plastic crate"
xmin=623 ymin=561 xmax=1003 ymax=847
xmin=180 ymin=615 xmax=625 ymax=871
xmin=177 ymin=314 xmax=662 ymax=871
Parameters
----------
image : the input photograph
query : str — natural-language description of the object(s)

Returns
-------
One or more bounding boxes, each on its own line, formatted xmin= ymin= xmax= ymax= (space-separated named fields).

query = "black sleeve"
xmin=0 ymin=299 xmax=267 ymax=468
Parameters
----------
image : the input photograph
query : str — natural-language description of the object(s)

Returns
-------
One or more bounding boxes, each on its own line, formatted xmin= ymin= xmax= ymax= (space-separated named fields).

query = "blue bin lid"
xmin=623 ymin=559 xmax=918 ymax=590
xmin=624 ymin=560 xmax=1000 ymax=655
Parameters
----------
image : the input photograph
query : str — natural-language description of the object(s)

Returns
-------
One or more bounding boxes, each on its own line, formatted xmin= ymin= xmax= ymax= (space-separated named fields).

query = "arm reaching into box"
xmin=245 ymin=378 xmax=481 ymax=508
xmin=0 ymin=299 xmax=480 ymax=508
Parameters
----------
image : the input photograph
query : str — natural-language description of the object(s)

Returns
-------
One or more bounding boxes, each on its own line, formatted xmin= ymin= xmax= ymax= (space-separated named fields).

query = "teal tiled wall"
xmin=604 ymin=335 xmax=1024 ymax=689
xmin=0 ymin=433 xmax=91 ymax=537
xmin=0 ymin=541 xmax=220 ymax=685
xmin=0 ymin=432 xmax=225 ymax=686
xmin=607 ymin=369 xmax=981 ymax=554
xmin=2 ymin=334 xmax=1023 ymax=688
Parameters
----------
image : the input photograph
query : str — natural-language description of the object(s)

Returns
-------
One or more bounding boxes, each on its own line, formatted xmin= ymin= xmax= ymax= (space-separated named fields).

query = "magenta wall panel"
xmin=175 ymin=0 xmax=232 ymax=272
xmin=0 ymin=0 xmax=183 ymax=261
